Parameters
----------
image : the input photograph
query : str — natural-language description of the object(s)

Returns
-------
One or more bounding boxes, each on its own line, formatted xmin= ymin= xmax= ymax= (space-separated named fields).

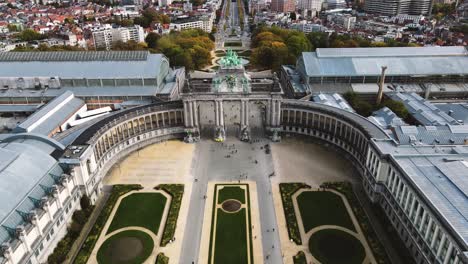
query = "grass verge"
xmin=279 ymin=183 xmax=310 ymax=245
xmin=74 ymin=184 xmax=142 ymax=264
xmin=156 ymin=184 xmax=184 ymax=246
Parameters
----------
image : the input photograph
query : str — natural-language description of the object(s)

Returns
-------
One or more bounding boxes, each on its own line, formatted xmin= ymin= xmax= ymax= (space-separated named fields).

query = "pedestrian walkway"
xmin=352 ymin=182 xmax=405 ymax=264
xmin=65 ymin=186 xmax=112 ymax=264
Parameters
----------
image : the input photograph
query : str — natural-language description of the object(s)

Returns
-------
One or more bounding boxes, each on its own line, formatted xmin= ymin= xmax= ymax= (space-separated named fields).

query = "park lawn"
xmin=213 ymin=208 xmax=248 ymax=264
xmin=107 ymin=193 xmax=167 ymax=235
xmin=217 ymin=186 xmax=246 ymax=204
xmin=97 ymin=230 xmax=154 ymax=264
xmin=308 ymin=229 xmax=365 ymax=264
xmin=297 ymin=191 xmax=355 ymax=232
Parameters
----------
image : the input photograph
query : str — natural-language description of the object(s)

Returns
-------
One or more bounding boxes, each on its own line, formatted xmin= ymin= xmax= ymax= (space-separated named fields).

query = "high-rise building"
xmin=297 ymin=0 xmax=323 ymax=13
xmin=270 ymin=0 xmax=295 ymax=13
xmin=364 ymin=0 xmax=432 ymax=15
xmin=92 ymin=25 xmax=145 ymax=50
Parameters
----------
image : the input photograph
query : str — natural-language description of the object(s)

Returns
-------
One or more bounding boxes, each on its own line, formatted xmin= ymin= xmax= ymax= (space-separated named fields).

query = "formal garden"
xmin=72 ymin=184 xmax=184 ymax=264
xmin=208 ymin=184 xmax=253 ymax=264
xmin=279 ymin=182 xmax=390 ymax=264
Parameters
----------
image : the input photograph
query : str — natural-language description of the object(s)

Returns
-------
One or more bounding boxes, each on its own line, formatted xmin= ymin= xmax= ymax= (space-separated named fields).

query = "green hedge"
xmin=293 ymin=251 xmax=307 ymax=264
xmin=156 ymin=184 xmax=184 ymax=246
xmin=74 ymin=184 xmax=143 ymax=264
xmin=155 ymin=252 xmax=169 ymax=264
xmin=320 ymin=182 xmax=391 ymax=264
xmin=279 ymin=183 xmax=310 ymax=245
xmin=48 ymin=196 xmax=94 ymax=264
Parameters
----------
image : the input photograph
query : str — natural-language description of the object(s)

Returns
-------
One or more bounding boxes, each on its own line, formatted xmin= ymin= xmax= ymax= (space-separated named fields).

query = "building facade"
xmin=364 ymin=0 xmax=432 ymax=15
xmin=271 ymin=0 xmax=295 ymax=13
xmin=92 ymin=25 xmax=145 ymax=50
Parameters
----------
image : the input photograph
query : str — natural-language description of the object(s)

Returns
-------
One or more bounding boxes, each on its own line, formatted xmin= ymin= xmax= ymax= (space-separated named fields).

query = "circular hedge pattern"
xmin=308 ymin=229 xmax=365 ymax=264
xmin=97 ymin=230 xmax=154 ymax=264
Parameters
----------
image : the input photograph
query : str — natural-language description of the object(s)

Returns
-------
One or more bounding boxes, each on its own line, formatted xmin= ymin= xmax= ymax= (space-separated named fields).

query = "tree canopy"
xmin=16 ymin=29 xmax=46 ymax=42
xmin=251 ymin=26 xmax=311 ymax=70
xmin=134 ymin=8 xmax=170 ymax=28
xmin=151 ymin=29 xmax=214 ymax=70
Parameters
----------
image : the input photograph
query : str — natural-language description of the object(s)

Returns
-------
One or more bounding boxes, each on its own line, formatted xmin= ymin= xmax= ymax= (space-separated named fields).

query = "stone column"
xmin=276 ymin=100 xmax=281 ymax=126
xmin=404 ymin=191 xmax=412 ymax=211
xmin=245 ymin=101 xmax=249 ymax=126
xmin=424 ymin=218 xmax=434 ymax=241
xmin=266 ymin=100 xmax=271 ymax=127
xmin=436 ymin=234 xmax=447 ymax=257
xmin=214 ymin=101 xmax=219 ymax=126
xmin=240 ymin=100 xmax=245 ymax=127
xmin=219 ymin=100 xmax=224 ymax=127
xmin=443 ymin=242 xmax=454 ymax=264
xmin=270 ymin=99 xmax=275 ymax=126
xmin=409 ymin=199 xmax=418 ymax=218
xmin=192 ymin=101 xmax=198 ymax=127
xmin=183 ymin=101 xmax=188 ymax=127
xmin=431 ymin=226 xmax=440 ymax=249
xmin=419 ymin=211 xmax=428 ymax=231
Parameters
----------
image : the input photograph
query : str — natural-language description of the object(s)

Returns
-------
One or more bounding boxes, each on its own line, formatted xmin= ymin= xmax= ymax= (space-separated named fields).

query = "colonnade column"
xmin=219 ymin=100 xmax=224 ymax=127
xmin=266 ymin=100 xmax=271 ymax=126
xmin=245 ymin=100 xmax=249 ymax=126
xmin=191 ymin=101 xmax=198 ymax=127
xmin=443 ymin=242 xmax=454 ymax=264
xmin=276 ymin=100 xmax=281 ymax=126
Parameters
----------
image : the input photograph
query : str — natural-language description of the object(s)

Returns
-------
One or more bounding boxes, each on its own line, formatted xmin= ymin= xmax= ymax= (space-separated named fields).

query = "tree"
xmin=145 ymin=32 xmax=160 ymax=49
xmin=307 ymin=32 xmax=329 ymax=50
xmin=17 ymin=29 xmax=45 ymax=41
xmin=290 ymin=12 xmax=297 ymax=20
xmin=72 ymin=210 xmax=88 ymax=225
xmin=7 ymin=24 xmax=18 ymax=32
xmin=286 ymin=34 xmax=311 ymax=57
xmin=80 ymin=195 xmax=91 ymax=212
xmin=383 ymin=100 xmax=409 ymax=119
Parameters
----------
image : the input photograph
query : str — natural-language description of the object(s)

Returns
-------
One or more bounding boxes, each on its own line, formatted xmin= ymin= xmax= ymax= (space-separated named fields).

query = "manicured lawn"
xmin=308 ymin=229 xmax=365 ymax=264
xmin=107 ymin=193 xmax=167 ymax=235
xmin=217 ymin=186 xmax=245 ymax=204
xmin=297 ymin=191 xmax=355 ymax=232
xmin=97 ymin=230 xmax=154 ymax=264
xmin=213 ymin=208 xmax=248 ymax=264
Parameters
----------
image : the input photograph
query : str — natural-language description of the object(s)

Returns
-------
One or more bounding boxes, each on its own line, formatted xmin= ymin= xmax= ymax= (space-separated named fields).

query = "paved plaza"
xmin=97 ymin=136 xmax=376 ymax=264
